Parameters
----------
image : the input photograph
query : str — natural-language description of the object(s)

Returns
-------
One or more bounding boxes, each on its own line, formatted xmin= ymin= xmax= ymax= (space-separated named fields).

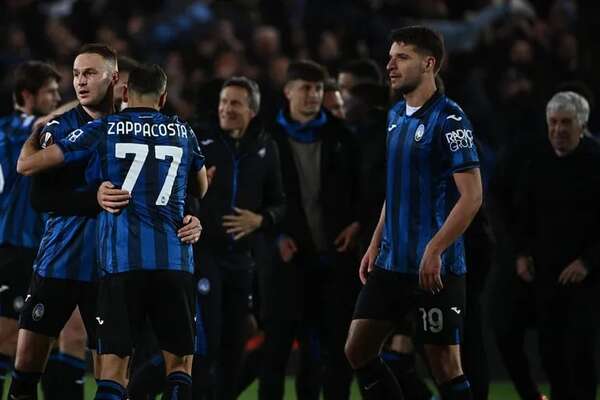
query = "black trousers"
xmin=463 ymin=231 xmax=491 ymax=400
xmin=258 ymin=251 xmax=360 ymax=400
xmin=535 ymin=276 xmax=599 ymax=400
xmin=194 ymin=248 xmax=254 ymax=400
xmin=489 ymin=240 xmax=542 ymax=400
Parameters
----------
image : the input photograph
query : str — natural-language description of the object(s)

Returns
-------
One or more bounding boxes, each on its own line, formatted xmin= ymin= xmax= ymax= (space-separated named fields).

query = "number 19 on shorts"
xmin=419 ymin=307 xmax=443 ymax=333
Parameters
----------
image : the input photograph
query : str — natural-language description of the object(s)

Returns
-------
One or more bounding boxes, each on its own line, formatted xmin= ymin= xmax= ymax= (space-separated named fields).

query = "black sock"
xmin=8 ymin=369 xmax=41 ymax=400
xmin=163 ymin=371 xmax=192 ymax=400
xmin=382 ymin=351 xmax=432 ymax=400
xmin=192 ymin=355 xmax=216 ymax=400
xmin=355 ymin=356 xmax=404 ymax=400
xmin=0 ymin=353 xmax=13 ymax=399
xmin=42 ymin=351 xmax=85 ymax=400
xmin=41 ymin=349 xmax=59 ymax=399
xmin=94 ymin=379 xmax=127 ymax=400
xmin=439 ymin=375 xmax=473 ymax=400
xmin=129 ymin=353 xmax=166 ymax=399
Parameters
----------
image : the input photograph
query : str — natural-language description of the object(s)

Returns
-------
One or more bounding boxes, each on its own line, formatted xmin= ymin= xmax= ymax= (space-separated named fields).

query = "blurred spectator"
xmin=322 ymin=79 xmax=345 ymax=119
xmin=259 ymin=60 xmax=360 ymax=400
xmin=337 ymin=59 xmax=382 ymax=100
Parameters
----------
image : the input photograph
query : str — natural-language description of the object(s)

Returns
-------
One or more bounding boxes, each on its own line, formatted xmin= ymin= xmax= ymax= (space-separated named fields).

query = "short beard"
xmin=394 ymin=81 xmax=419 ymax=96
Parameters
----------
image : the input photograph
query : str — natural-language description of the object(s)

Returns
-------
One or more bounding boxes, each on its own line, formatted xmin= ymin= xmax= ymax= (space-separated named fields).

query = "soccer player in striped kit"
xmin=17 ymin=63 xmax=208 ymax=400
xmin=0 ymin=61 xmax=62 ymax=399
xmin=345 ymin=26 xmax=482 ymax=400
xmin=9 ymin=46 xmax=201 ymax=400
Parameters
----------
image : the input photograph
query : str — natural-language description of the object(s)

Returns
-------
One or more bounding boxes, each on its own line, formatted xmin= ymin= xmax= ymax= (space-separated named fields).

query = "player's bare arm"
xmin=17 ymin=138 xmax=65 ymax=176
xmin=189 ymin=166 xmax=208 ymax=199
xmin=419 ymin=168 xmax=482 ymax=291
xmin=359 ymin=201 xmax=385 ymax=284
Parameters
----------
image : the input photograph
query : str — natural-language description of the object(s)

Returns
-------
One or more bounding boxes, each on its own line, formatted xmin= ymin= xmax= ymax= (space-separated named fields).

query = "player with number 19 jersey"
xmin=56 ymin=107 xmax=205 ymax=273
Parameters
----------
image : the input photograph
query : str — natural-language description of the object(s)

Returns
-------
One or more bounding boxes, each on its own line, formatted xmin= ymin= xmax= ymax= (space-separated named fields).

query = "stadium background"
xmin=1 ymin=0 xmax=598 ymax=398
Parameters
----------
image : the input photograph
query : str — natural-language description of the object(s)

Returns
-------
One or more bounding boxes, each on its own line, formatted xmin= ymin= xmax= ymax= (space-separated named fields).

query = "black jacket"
xmin=350 ymin=108 xmax=387 ymax=249
xmin=271 ymin=108 xmax=359 ymax=254
xmin=516 ymin=137 xmax=600 ymax=277
xmin=195 ymin=118 xmax=286 ymax=254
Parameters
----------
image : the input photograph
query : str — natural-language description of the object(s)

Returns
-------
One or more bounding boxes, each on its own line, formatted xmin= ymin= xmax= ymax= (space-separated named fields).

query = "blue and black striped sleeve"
xmin=31 ymin=119 xmax=101 ymax=216
xmin=439 ymin=112 xmax=479 ymax=173
xmin=56 ymin=120 xmax=104 ymax=164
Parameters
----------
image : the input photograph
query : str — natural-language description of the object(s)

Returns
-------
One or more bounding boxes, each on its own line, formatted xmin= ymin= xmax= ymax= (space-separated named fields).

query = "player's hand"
xmin=359 ymin=244 xmax=378 ymax=284
xmin=334 ymin=221 xmax=360 ymax=252
xmin=515 ymin=256 xmax=534 ymax=282
xmin=222 ymin=207 xmax=263 ymax=240
xmin=206 ymin=166 xmax=216 ymax=187
xmin=558 ymin=258 xmax=588 ymax=285
xmin=277 ymin=235 xmax=298 ymax=263
xmin=419 ymin=246 xmax=443 ymax=293
xmin=97 ymin=181 xmax=130 ymax=213
xmin=178 ymin=215 xmax=202 ymax=244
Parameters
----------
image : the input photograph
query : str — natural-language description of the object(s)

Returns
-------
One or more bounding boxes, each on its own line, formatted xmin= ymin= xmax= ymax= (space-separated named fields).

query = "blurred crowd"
xmin=1 ymin=0 xmax=597 ymax=136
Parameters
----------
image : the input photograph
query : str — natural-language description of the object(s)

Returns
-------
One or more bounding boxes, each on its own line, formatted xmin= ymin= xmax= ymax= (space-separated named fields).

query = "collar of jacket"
xmin=276 ymin=108 xmax=328 ymax=143
xmin=216 ymin=117 xmax=269 ymax=153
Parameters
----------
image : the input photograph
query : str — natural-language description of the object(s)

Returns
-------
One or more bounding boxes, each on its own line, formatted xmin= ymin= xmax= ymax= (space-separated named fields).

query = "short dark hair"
xmin=76 ymin=43 xmax=117 ymax=67
xmin=117 ymin=56 xmax=140 ymax=74
xmin=323 ymin=78 xmax=340 ymax=93
xmin=14 ymin=61 xmax=61 ymax=106
xmin=390 ymin=26 xmax=445 ymax=73
xmin=286 ymin=60 xmax=328 ymax=83
xmin=338 ymin=59 xmax=382 ymax=84
xmin=127 ymin=64 xmax=167 ymax=96
xmin=222 ymin=76 xmax=261 ymax=113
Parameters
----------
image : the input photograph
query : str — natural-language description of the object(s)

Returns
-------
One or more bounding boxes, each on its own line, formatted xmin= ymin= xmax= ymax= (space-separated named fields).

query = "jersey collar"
xmin=405 ymin=90 xmax=443 ymax=119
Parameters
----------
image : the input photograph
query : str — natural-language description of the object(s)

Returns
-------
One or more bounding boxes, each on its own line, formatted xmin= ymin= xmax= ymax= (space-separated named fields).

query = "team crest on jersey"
xmin=258 ymin=147 xmax=266 ymax=158
xmin=32 ymin=303 xmax=45 ymax=321
xmin=414 ymin=124 xmax=425 ymax=142
xmin=197 ymin=278 xmax=211 ymax=295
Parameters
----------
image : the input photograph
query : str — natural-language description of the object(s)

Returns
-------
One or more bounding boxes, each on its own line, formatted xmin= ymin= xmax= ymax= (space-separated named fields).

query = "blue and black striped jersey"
xmin=33 ymin=105 xmax=98 ymax=281
xmin=57 ymin=108 xmax=205 ymax=274
xmin=0 ymin=112 xmax=45 ymax=249
xmin=375 ymin=92 xmax=479 ymax=275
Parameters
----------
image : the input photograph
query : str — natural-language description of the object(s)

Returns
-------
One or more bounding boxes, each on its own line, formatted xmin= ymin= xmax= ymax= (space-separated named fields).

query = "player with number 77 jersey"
xmin=18 ymin=63 xmax=208 ymax=398
xmin=20 ymin=106 xmax=207 ymax=274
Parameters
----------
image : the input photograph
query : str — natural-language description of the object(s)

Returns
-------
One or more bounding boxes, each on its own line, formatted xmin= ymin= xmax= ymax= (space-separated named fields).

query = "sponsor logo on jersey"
xmin=445 ymin=129 xmax=473 ymax=152
xmin=67 ymin=129 xmax=84 ymax=142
